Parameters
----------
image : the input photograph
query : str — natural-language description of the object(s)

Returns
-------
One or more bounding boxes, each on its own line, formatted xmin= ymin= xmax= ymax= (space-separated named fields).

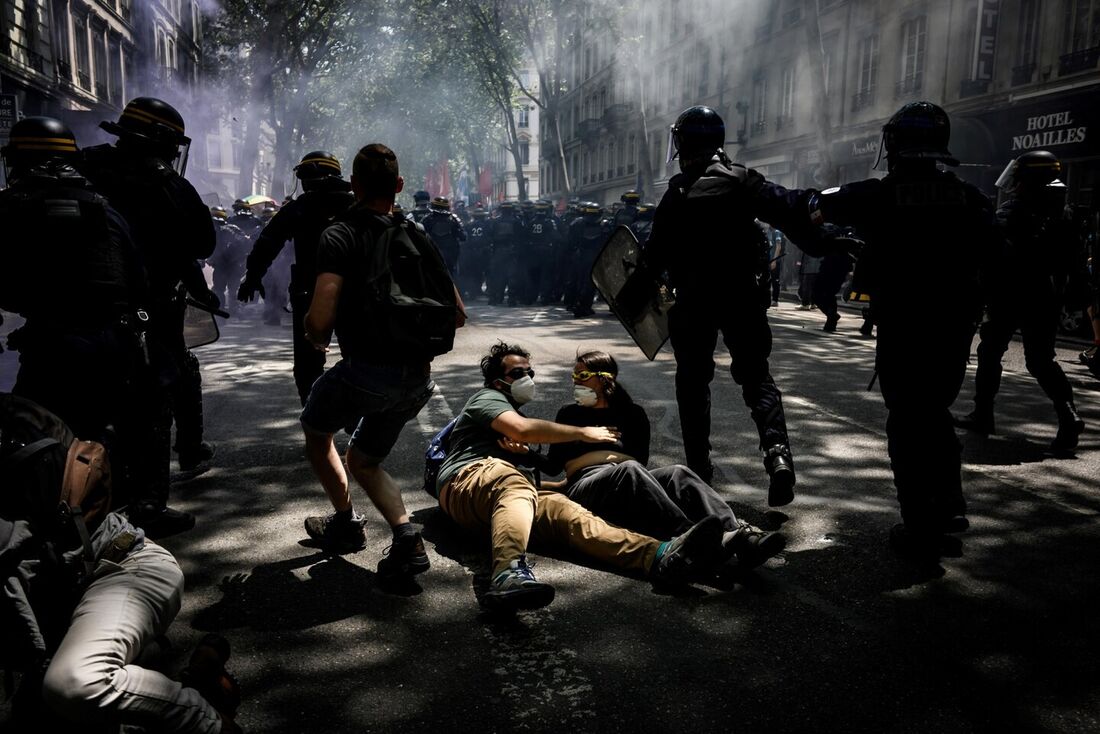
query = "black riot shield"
xmin=590 ymin=225 xmax=674 ymax=360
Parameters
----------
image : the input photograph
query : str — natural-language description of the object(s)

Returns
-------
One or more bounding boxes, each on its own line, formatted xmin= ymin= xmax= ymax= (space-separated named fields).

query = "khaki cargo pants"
xmin=440 ymin=458 xmax=661 ymax=577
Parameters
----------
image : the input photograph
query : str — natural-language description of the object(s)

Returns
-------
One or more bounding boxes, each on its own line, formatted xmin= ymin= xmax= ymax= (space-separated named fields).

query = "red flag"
xmin=478 ymin=164 xmax=492 ymax=198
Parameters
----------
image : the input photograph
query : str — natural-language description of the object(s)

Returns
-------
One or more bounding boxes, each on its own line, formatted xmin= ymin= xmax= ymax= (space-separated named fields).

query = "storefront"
xmin=954 ymin=85 xmax=1100 ymax=208
xmin=829 ymin=132 xmax=882 ymax=185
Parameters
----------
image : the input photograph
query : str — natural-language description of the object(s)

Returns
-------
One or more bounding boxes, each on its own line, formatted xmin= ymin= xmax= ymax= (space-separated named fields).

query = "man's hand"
xmin=579 ymin=426 xmax=619 ymax=443
xmin=237 ymin=276 xmax=265 ymax=303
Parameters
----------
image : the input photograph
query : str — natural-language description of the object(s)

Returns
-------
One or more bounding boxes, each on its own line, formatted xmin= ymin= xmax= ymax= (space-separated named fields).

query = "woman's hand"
xmin=497 ymin=437 xmax=531 ymax=454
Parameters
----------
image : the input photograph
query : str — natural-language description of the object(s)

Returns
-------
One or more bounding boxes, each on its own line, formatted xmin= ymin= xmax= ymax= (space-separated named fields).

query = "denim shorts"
xmin=300 ymin=358 xmax=434 ymax=460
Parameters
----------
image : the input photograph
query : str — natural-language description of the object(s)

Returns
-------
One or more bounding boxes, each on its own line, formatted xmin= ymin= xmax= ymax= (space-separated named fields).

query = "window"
xmin=751 ymin=74 xmax=767 ymax=135
xmin=1063 ymin=0 xmax=1100 ymax=52
xmin=517 ymin=107 xmax=529 ymax=128
xmin=108 ymin=38 xmax=122 ymax=102
xmin=1014 ymin=0 xmax=1042 ymax=84
xmin=73 ymin=14 xmax=91 ymax=90
xmin=93 ymin=25 xmax=108 ymax=99
xmin=777 ymin=66 xmax=795 ymax=128
xmin=519 ymin=142 xmax=530 ymax=166
xmin=898 ymin=15 xmax=927 ymax=94
xmin=853 ymin=34 xmax=878 ymax=110
xmin=207 ymin=138 xmax=222 ymax=169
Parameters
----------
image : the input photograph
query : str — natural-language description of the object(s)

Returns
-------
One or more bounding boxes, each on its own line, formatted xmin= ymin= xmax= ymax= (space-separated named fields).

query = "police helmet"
xmin=211 ymin=206 xmax=229 ymax=220
xmin=293 ymin=150 xmax=342 ymax=180
xmin=472 ymin=206 xmax=488 ymax=218
xmin=232 ymin=199 xmax=253 ymax=214
xmin=621 ymin=190 xmax=641 ymax=204
xmin=520 ymin=200 xmax=535 ymax=212
xmin=498 ymin=200 xmax=517 ymax=213
xmin=260 ymin=204 xmax=278 ymax=221
xmin=431 ymin=196 xmax=451 ymax=211
xmin=669 ymin=106 xmax=725 ymax=161
xmin=1 ymin=116 xmax=79 ymax=169
xmin=534 ymin=200 xmax=553 ymax=213
xmin=637 ymin=203 xmax=656 ymax=219
xmin=101 ymin=97 xmax=191 ymax=172
xmin=881 ymin=101 xmax=958 ymax=167
xmin=414 ymin=190 xmax=431 ymax=203
xmin=580 ymin=201 xmax=602 ymax=216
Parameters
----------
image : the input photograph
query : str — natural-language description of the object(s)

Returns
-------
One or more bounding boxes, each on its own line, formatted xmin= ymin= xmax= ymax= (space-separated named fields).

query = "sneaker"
xmin=797 ymin=304 xmax=812 ymax=311
xmin=1079 ymin=346 xmax=1097 ymax=364
xmin=953 ymin=409 xmax=994 ymax=435
xmin=859 ymin=320 xmax=874 ymax=337
xmin=130 ymin=503 xmax=196 ymax=539
xmin=304 ymin=511 xmax=367 ymax=553
xmin=651 ymin=515 xmax=724 ymax=584
xmin=770 ymin=300 xmax=779 ymax=308
xmin=724 ymin=524 xmax=787 ymax=570
xmin=377 ymin=531 xmax=431 ymax=578
xmin=178 ymin=441 xmax=216 ymax=472
xmin=1052 ymin=403 xmax=1085 ymax=453
xmin=764 ymin=444 xmax=796 ymax=507
xmin=482 ymin=556 xmax=555 ymax=611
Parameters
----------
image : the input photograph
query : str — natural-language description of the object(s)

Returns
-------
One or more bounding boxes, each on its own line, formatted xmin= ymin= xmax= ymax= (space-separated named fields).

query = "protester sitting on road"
xmin=433 ymin=342 xmax=726 ymax=612
xmin=521 ymin=350 xmax=787 ymax=572
xmin=300 ymin=143 xmax=465 ymax=578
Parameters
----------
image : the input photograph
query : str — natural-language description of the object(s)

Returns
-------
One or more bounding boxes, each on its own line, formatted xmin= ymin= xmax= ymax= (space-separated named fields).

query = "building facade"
xmin=540 ymin=0 xmax=1100 ymax=212
xmin=488 ymin=66 xmax=541 ymax=202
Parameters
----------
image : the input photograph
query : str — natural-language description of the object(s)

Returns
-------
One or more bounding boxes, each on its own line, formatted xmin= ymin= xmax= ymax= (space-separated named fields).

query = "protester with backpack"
xmin=0 ymin=393 xmax=239 ymax=733
xmin=299 ymin=143 xmax=466 ymax=578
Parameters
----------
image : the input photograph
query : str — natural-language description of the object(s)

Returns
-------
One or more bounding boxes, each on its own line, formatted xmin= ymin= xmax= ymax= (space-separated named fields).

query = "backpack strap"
xmin=0 ymin=437 xmax=60 ymax=471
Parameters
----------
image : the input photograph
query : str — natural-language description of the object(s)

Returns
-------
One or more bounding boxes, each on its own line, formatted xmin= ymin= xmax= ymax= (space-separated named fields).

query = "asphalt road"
xmin=1 ymin=298 xmax=1098 ymax=733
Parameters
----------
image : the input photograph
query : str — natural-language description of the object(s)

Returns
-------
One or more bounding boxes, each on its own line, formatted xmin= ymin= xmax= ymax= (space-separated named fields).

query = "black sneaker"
xmin=131 ymin=503 xmax=196 ymax=539
xmin=724 ymin=524 xmax=787 ymax=570
xmin=377 ymin=531 xmax=431 ymax=578
xmin=651 ymin=515 xmax=724 ymax=584
xmin=304 ymin=511 xmax=367 ymax=553
xmin=764 ymin=445 xmax=796 ymax=507
xmin=859 ymin=320 xmax=874 ymax=337
xmin=482 ymin=556 xmax=555 ymax=612
xmin=1052 ymin=403 xmax=1085 ymax=453
xmin=178 ymin=441 xmax=216 ymax=472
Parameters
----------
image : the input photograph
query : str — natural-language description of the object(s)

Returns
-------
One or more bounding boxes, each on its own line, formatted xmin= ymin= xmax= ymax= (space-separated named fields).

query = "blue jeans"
xmin=300 ymin=357 xmax=434 ymax=460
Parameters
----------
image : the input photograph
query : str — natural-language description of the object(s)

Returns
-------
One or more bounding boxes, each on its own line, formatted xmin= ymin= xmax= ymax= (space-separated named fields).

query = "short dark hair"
xmin=352 ymin=143 xmax=399 ymax=198
xmin=481 ymin=341 xmax=530 ymax=386
xmin=577 ymin=349 xmax=633 ymax=406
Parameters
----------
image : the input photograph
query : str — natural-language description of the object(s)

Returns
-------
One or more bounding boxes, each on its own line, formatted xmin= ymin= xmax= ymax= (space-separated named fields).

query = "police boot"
xmin=1052 ymin=401 xmax=1085 ymax=453
xmin=953 ymin=407 xmax=995 ymax=435
xmin=823 ymin=313 xmax=840 ymax=332
xmin=763 ymin=444 xmax=796 ymax=507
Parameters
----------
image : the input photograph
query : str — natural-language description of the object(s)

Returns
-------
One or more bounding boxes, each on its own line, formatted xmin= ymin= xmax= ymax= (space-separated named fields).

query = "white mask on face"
xmin=507 ymin=375 xmax=536 ymax=405
xmin=573 ymin=385 xmax=598 ymax=407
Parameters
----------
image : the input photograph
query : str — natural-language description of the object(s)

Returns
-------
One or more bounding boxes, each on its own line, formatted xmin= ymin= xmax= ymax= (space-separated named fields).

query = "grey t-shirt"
xmin=436 ymin=387 xmax=534 ymax=491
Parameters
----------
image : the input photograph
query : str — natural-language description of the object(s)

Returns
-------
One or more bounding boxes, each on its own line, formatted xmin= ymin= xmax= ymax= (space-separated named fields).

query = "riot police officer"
xmin=631 ymin=202 xmax=655 ymax=243
xmin=453 ymin=199 xmax=471 ymax=226
xmin=238 ymin=151 xmax=354 ymax=403
xmin=614 ymin=190 xmax=642 ymax=228
xmin=208 ymin=206 xmax=249 ymax=317
xmin=229 ymin=198 xmax=263 ymax=239
xmin=80 ymin=97 xmax=219 ymax=536
xmin=421 ymin=196 xmax=467 ymax=276
xmin=644 ymin=105 xmax=827 ymax=507
xmin=798 ymin=101 xmax=1002 ymax=559
xmin=955 ymin=151 xmax=1086 ymax=451
xmin=410 ymin=189 xmax=432 ymax=224
xmin=487 ymin=201 xmax=521 ymax=305
xmin=459 ymin=205 xmax=492 ymax=299
xmin=527 ymin=200 xmax=561 ymax=305
xmin=0 ymin=117 xmax=167 ymax=525
xmin=567 ymin=202 xmax=608 ymax=317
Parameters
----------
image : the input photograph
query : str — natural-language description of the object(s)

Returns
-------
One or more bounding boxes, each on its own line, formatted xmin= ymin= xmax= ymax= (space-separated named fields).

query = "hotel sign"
xmin=971 ymin=0 xmax=1001 ymax=81
xmin=1011 ymin=110 xmax=1087 ymax=152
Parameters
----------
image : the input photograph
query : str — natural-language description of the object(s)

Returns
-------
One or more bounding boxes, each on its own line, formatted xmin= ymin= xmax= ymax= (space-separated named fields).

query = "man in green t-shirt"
xmin=436 ymin=342 xmax=726 ymax=612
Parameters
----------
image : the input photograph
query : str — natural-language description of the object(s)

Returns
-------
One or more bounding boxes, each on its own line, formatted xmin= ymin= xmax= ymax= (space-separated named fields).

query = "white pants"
xmin=42 ymin=541 xmax=222 ymax=733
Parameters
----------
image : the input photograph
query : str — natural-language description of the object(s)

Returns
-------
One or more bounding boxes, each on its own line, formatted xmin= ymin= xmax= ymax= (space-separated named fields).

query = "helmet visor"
xmin=666 ymin=125 xmax=677 ymax=163
xmin=995 ymin=159 xmax=1017 ymax=190
xmin=174 ymin=139 xmax=190 ymax=177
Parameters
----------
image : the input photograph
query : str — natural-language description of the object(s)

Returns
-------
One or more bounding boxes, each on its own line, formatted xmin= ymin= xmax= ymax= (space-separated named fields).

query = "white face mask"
xmin=506 ymin=375 xmax=536 ymax=405
xmin=573 ymin=385 xmax=598 ymax=407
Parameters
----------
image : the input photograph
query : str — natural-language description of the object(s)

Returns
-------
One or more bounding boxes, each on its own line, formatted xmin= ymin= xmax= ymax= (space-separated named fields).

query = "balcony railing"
xmin=601 ymin=103 xmax=632 ymax=128
xmin=851 ymin=89 xmax=874 ymax=111
xmin=1059 ymin=46 xmax=1100 ymax=75
xmin=959 ymin=79 xmax=990 ymax=98
xmin=1011 ymin=63 xmax=1036 ymax=86
xmin=895 ymin=74 xmax=923 ymax=98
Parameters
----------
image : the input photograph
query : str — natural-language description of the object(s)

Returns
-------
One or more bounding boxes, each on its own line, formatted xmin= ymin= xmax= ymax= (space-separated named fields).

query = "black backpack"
xmin=351 ymin=213 xmax=458 ymax=358
xmin=423 ymin=417 xmax=459 ymax=497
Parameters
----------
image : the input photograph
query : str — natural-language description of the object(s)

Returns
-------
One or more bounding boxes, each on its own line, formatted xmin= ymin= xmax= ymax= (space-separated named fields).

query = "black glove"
xmin=821 ymin=224 xmax=866 ymax=259
xmin=237 ymin=276 xmax=265 ymax=303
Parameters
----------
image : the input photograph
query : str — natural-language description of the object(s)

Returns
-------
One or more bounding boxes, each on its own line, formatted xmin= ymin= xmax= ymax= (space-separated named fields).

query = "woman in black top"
xmin=535 ymin=350 xmax=785 ymax=570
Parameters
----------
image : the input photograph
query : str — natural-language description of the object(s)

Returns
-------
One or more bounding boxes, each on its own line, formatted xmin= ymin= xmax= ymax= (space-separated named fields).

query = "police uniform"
xmin=487 ymin=204 xmax=522 ymax=305
xmin=567 ymin=205 xmax=608 ymax=317
xmin=459 ymin=211 xmax=492 ymax=299
xmin=240 ymin=157 xmax=354 ymax=403
xmin=422 ymin=199 xmax=467 ymax=276
xmin=802 ymin=102 xmax=1003 ymax=555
